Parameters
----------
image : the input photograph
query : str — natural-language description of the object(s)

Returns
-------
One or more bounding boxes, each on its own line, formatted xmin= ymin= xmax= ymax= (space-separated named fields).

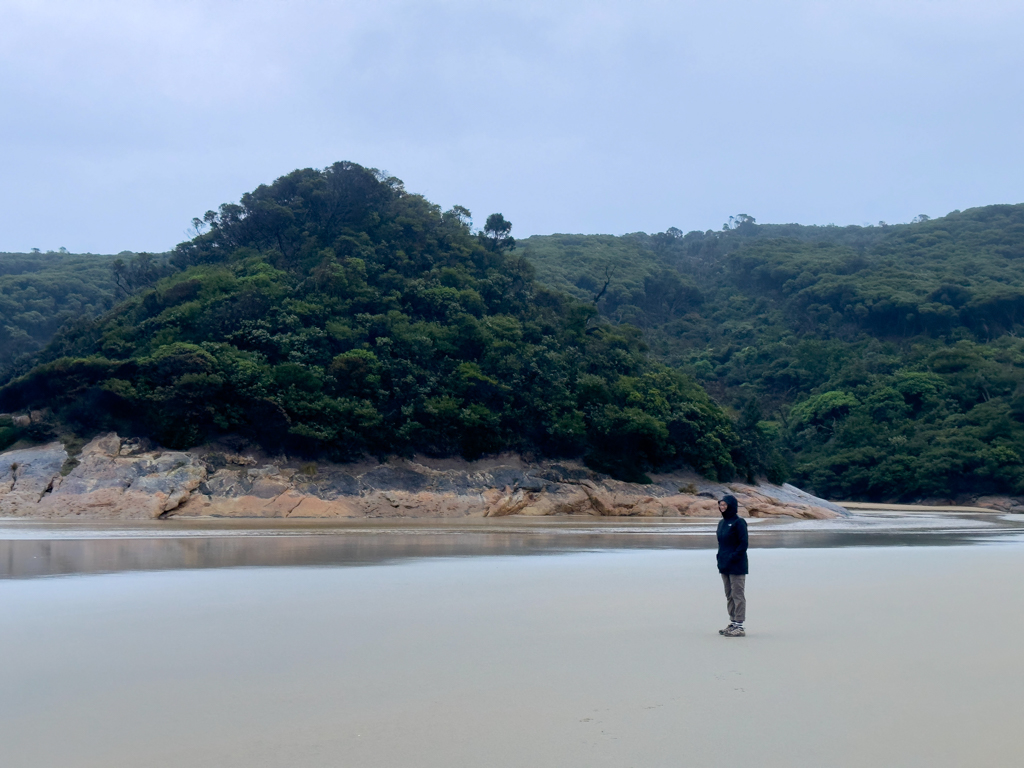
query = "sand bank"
xmin=1 ymin=540 xmax=1022 ymax=767
xmin=839 ymin=501 xmax=996 ymax=512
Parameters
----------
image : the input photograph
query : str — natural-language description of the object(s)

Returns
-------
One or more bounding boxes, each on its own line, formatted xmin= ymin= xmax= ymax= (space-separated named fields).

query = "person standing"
xmin=717 ymin=494 xmax=748 ymax=637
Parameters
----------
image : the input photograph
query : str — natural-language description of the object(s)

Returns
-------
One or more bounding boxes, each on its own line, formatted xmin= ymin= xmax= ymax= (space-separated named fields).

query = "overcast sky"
xmin=2 ymin=0 xmax=1022 ymax=253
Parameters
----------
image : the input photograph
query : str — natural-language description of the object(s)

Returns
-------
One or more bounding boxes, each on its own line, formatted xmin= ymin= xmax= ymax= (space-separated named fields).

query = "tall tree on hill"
xmin=483 ymin=213 xmax=515 ymax=253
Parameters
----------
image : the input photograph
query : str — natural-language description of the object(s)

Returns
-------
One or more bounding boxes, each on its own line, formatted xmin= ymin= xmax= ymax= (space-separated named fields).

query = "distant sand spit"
xmin=839 ymin=501 xmax=996 ymax=512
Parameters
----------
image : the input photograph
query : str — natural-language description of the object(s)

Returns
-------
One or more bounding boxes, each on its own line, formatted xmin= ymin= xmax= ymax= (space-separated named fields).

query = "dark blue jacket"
xmin=716 ymin=495 xmax=748 ymax=575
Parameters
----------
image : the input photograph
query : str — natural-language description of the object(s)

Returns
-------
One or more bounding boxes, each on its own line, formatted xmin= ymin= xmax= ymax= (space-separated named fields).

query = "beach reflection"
xmin=1 ymin=513 xmax=1022 ymax=579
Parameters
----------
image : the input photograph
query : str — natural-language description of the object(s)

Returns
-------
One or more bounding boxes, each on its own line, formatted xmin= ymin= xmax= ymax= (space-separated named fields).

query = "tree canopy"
xmin=5 ymin=166 xmax=1022 ymax=499
xmin=0 ymin=250 xmax=132 ymax=380
xmin=521 ymin=204 xmax=1024 ymax=499
xmin=0 ymin=163 xmax=742 ymax=482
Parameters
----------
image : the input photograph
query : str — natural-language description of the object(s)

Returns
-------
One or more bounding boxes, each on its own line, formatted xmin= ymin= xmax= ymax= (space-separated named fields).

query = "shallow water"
xmin=1 ymin=516 xmax=1023 ymax=767
xmin=2 ymin=512 xmax=1023 ymax=579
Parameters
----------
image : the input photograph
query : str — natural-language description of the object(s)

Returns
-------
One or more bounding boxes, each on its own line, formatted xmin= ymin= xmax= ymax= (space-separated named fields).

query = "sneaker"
xmin=723 ymin=624 xmax=745 ymax=638
xmin=718 ymin=624 xmax=734 ymax=635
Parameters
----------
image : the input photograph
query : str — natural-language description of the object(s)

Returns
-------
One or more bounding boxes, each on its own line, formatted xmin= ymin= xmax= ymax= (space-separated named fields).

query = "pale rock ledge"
xmin=0 ymin=433 xmax=846 ymax=520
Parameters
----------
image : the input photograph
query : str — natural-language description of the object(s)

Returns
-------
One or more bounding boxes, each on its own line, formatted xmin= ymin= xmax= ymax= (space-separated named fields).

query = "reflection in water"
xmin=1 ymin=514 xmax=1022 ymax=579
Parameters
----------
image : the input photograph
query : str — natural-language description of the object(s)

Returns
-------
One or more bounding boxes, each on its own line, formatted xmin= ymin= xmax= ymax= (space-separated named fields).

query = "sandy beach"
xmin=1 ymin=519 xmax=1022 ymax=767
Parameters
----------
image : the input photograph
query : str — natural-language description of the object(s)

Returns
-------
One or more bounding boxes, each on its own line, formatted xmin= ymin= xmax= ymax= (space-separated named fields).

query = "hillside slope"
xmin=521 ymin=206 xmax=1024 ymax=500
xmin=0 ymin=163 xmax=745 ymax=483
xmin=0 ymin=250 xmax=132 ymax=376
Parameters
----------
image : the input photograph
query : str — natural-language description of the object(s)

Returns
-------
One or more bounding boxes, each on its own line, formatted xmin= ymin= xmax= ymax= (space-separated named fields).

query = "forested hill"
xmin=3 ymin=178 xmax=1023 ymax=500
xmin=520 ymin=205 xmax=1024 ymax=501
xmin=0 ymin=163 xmax=743 ymax=483
xmin=0 ymin=251 xmax=122 ymax=376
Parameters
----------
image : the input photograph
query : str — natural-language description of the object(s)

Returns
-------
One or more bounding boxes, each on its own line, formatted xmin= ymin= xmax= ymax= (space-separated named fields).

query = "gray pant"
xmin=721 ymin=574 xmax=746 ymax=624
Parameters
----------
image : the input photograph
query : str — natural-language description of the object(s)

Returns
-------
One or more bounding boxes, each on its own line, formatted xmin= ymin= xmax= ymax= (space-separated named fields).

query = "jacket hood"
xmin=720 ymin=495 xmax=739 ymax=519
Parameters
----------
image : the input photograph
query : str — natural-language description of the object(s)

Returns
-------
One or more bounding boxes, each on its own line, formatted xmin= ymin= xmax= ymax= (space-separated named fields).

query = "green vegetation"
xmin=520 ymin=206 xmax=1024 ymax=499
xmin=0 ymin=163 xmax=746 ymax=483
xmin=0 ymin=250 xmax=128 ymax=378
xmin=5 ymin=168 xmax=1022 ymax=499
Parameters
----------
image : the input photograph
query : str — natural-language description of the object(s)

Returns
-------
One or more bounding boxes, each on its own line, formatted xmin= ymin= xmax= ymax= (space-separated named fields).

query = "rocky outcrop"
xmin=0 ymin=443 xmax=68 ymax=515
xmin=0 ymin=435 xmax=206 ymax=518
xmin=0 ymin=433 xmax=845 ymax=520
xmin=973 ymin=496 xmax=1024 ymax=514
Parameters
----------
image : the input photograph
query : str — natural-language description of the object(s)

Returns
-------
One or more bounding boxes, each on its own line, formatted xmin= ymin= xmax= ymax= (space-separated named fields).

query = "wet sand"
xmin=1 ymin=524 xmax=1023 ymax=767
xmin=2 ymin=512 xmax=1022 ymax=578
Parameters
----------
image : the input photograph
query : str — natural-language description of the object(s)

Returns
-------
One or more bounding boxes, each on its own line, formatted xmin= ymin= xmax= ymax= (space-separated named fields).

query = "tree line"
xmin=0 ymin=163 xmax=752 ymax=483
xmin=4 ymin=166 xmax=1021 ymax=499
xmin=521 ymin=204 xmax=1024 ymax=499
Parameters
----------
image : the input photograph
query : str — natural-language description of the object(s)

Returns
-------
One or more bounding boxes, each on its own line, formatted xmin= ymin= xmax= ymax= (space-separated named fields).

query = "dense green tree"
xmin=482 ymin=213 xmax=515 ymax=253
xmin=0 ymin=250 xmax=140 ymax=379
xmin=0 ymin=163 xmax=740 ymax=482
xmin=8 ymin=172 xmax=1023 ymax=498
xmin=521 ymin=204 xmax=1024 ymax=499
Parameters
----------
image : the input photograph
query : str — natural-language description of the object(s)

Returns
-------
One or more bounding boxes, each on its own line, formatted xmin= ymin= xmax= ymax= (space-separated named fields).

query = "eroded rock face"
xmin=0 ymin=435 xmax=206 ymax=519
xmin=0 ymin=433 xmax=845 ymax=520
xmin=0 ymin=443 xmax=68 ymax=515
